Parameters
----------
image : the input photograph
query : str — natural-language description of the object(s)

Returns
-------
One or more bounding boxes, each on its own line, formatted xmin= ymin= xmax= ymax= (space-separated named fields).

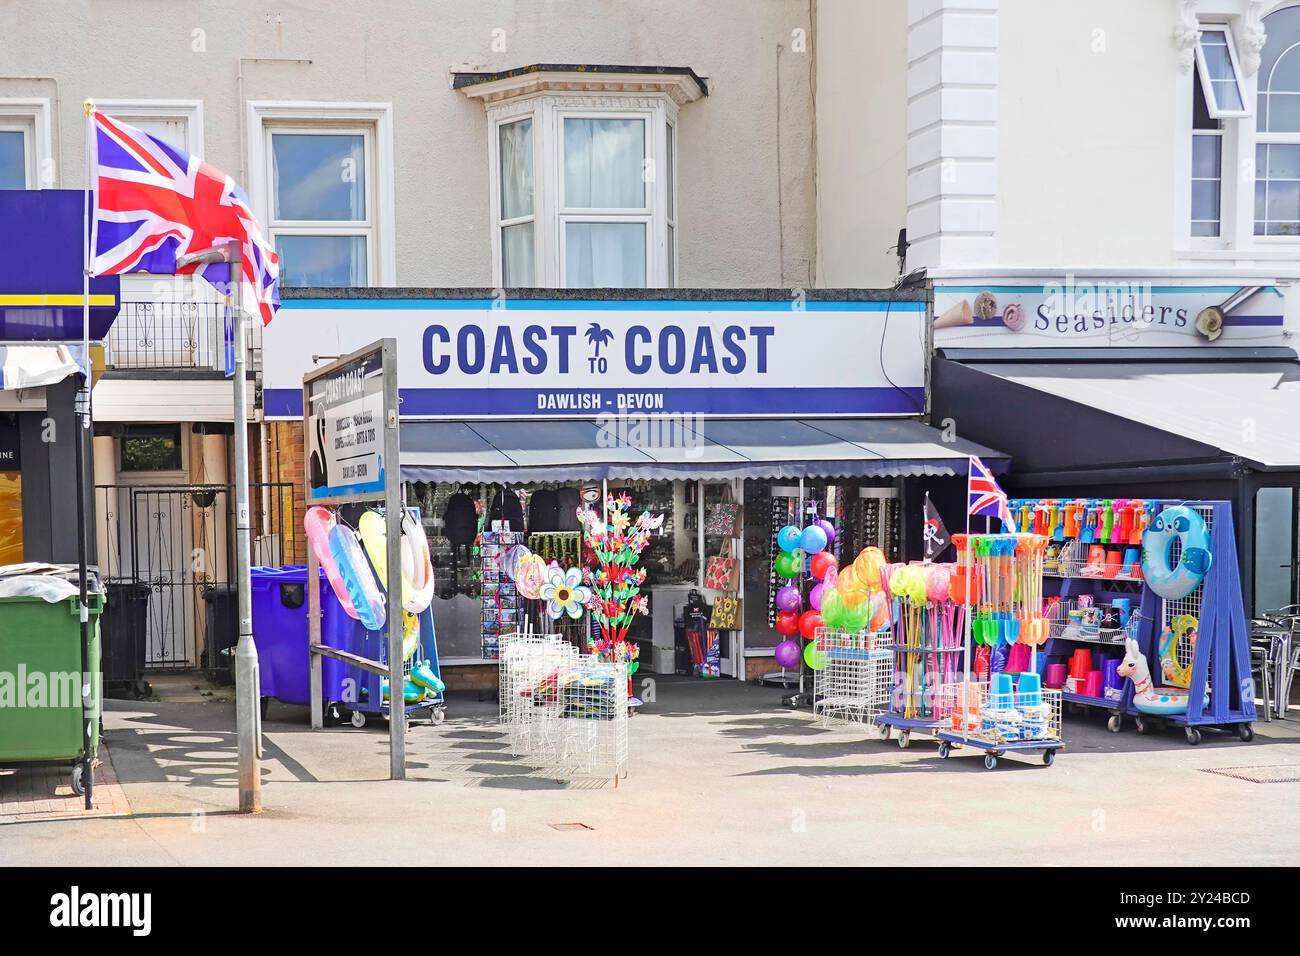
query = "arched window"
xmin=1256 ymin=5 xmax=1300 ymax=235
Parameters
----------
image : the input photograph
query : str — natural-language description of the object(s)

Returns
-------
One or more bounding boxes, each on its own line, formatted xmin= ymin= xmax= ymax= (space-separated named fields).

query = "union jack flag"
xmin=967 ymin=455 xmax=1013 ymax=531
xmin=89 ymin=109 xmax=280 ymax=325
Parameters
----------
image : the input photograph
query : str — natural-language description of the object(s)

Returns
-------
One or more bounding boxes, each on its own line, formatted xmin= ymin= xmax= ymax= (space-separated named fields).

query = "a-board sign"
xmin=302 ymin=339 xmax=398 ymax=505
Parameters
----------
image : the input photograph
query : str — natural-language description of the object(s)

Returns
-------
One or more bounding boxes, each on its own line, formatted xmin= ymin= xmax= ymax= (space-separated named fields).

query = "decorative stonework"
xmin=456 ymin=67 xmax=706 ymax=107
xmin=1175 ymin=0 xmax=1201 ymax=74
xmin=1240 ymin=0 xmax=1268 ymax=76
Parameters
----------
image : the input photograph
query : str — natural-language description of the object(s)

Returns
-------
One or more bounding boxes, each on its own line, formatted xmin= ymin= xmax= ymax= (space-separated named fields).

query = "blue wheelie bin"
xmin=249 ymin=566 xmax=371 ymax=716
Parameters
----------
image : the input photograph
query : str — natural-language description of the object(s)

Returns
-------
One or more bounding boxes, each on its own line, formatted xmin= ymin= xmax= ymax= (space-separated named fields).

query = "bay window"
xmin=461 ymin=66 xmax=705 ymax=288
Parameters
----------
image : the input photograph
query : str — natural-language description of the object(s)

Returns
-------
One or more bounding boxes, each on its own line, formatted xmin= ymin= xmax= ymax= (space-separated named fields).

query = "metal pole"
xmin=229 ymin=242 xmax=262 ymax=812
xmin=382 ymin=340 xmax=405 ymax=779
xmin=78 ymin=110 xmax=94 ymax=808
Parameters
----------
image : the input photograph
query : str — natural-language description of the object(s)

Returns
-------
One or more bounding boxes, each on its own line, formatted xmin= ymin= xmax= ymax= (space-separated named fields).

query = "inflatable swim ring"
xmin=328 ymin=523 xmax=386 ymax=631
xmin=1140 ymin=505 xmax=1212 ymax=601
xmin=1159 ymin=614 xmax=1198 ymax=689
xmin=357 ymin=510 xmax=437 ymax=614
xmin=304 ymin=506 xmax=358 ymax=619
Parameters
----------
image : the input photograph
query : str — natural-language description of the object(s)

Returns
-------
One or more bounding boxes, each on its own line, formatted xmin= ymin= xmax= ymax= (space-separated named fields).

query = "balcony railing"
xmin=106 ymin=300 xmax=262 ymax=372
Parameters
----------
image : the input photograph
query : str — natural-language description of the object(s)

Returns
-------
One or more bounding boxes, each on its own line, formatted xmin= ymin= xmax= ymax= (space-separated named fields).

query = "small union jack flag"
xmin=89 ymin=109 xmax=280 ymax=325
xmin=968 ymin=455 xmax=1013 ymax=531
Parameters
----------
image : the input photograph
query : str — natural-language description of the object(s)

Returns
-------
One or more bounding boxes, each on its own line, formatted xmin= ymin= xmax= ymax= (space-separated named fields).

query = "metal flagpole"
xmin=77 ymin=100 xmax=95 ymax=809
xmin=228 ymin=242 xmax=262 ymax=812
xmin=176 ymin=240 xmax=261 ymax=811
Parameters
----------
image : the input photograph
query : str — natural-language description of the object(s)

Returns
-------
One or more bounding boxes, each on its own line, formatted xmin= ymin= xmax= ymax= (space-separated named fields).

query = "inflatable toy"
xmin=774 ymin=550 xmax=803 ymax=579
xmin=819 ymin=587 xmax=845 ymax=629
xmin=304 ymin=506 xmax=358 ymax=619
xmin=800 ymin=524 xmax=828 ymax=555
xmin=809 ymin=551 xmax=837 ymax=581
xmin=382 ymin=676 xmax=433 ymax=705
xmin=803 ymin=639 xmax=828 ymax=671
xmin=1118 ymin=636 xmax=1205 ymax=716
xmin=1140 ymin=505 xmax=1212 ymax=600
xmin=357 ymin=510 xmax=436 ymax=614
xmin=1159 ymin=614 xmax=1198 ymax=688
xmin=515 ymin=553 xmax=548 ymax=600
xmin=777 ymin=525 xmax=802 ymax=552
xmin=798 ymin=609 xmax=824 ymax=640
xmin=409 ymin=658 xmax=445 ymax=695
xmin=775 ymin=609 xmax=800 ymax=637
xmin=775 ymin=585 xmax=802 ymax=613
xmin=400 ymin=512 xmax=436 ymax=612
xmin=774 ymin=639 xmax=801 ymax=669
xmin=328 ymin=523 xmax=386 ymax=631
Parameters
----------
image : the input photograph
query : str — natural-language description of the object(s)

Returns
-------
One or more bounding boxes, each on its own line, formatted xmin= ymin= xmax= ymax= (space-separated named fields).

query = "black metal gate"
xmin=96 ymin=482 xmax=298 ymax=671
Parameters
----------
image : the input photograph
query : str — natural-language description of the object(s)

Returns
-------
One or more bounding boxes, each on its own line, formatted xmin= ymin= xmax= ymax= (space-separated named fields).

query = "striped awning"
xmin=399 ymin=417 xmax=1009 ymax=483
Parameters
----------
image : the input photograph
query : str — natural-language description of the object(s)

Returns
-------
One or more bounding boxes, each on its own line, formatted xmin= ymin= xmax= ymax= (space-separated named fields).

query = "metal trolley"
xmin=935 ymin=679 xmax=1064 ymax=770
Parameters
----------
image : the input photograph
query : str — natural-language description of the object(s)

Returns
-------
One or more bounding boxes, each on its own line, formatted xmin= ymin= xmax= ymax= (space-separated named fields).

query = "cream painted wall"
xmin=815 ymin=0 xmax=909 ymax=287
xmin=0 ymin=0 xmax=816 ymax=288
xmin=997 ymin=0 xmax=1179 ymax=269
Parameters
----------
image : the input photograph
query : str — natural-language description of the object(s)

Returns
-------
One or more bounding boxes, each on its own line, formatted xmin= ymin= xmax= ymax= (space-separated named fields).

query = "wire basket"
xmin=938 ymin=680 xmax=1063 ymax=745
xmin=529 ymin=658 xmax=629 ymax=780
xmin=1045 ymin=539 xmax=1142 ymax=581
xmin=498 ymin=629 xmax=580 ymax=756
xmin=1044 ymin=597 xmax=1126 ymax=645
xmin=812 ymin=627 xmax=892 ymax=730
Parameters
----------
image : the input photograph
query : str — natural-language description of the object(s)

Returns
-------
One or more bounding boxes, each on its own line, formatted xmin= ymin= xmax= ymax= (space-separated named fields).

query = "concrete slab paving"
xmin=2 ymin=676 xmax=1297 ymax=866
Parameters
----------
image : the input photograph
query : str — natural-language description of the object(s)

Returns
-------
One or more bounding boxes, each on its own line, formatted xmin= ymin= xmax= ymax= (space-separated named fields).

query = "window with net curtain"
xmin=0 ymin=129 xmax=26 ymax=189
xmin=499 ymin=118 xmax=535 ymax=287
xmin=271 ymin=132 xmax=369 ymax=286
xmin=1257 ymin=5 xmax=1300 ymax=236
xmin=563 ymin=117 xmax=647 ymax=288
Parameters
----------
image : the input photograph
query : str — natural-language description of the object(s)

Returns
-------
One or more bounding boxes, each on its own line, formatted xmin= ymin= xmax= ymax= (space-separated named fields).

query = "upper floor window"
xmin=1256 ymin=4 xmax=1300 ymax=236
xmin=0 ymin=125 xmax=28 ymax=189
xmin=1196 ymin=26 xmax=1250 ymax=117
xmin=0 ymin=99 xmax=52 ymax=188
xmin=458 ymin=66 xmax=705 ymax=288
xmin=269 ymin=129 xmax=372 ymax=287
xmin=1193 ymin=67 xmax=1225 ymax=237
xmin=246 ymin=103 xmax=396 ymax=287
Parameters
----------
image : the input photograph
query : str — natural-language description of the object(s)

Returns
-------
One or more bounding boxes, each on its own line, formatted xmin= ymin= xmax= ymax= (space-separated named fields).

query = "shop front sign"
xmin=933 ymin=279 xmax=1293 ymax=349
xmin=265 ymin=296 xmax=928 ymax=418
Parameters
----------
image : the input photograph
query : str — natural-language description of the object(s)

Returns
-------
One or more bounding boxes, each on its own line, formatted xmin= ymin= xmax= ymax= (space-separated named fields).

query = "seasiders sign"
xmin=932 ymin=278 xmax=1295 ymax=349
xmin=263 ymin=295 xmax=928 ymax=419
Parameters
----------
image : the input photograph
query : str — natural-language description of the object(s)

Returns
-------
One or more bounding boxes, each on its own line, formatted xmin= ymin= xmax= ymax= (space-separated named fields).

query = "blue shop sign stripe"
xmin=265 ymin=386 xmax=925 ymax=419
xmin=279 ymin=298 xmax=927 ymax=313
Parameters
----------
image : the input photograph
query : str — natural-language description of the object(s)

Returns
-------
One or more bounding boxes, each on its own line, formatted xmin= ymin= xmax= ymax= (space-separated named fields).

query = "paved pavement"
xmin=2 ymin=675 xmax=1298 ymax=865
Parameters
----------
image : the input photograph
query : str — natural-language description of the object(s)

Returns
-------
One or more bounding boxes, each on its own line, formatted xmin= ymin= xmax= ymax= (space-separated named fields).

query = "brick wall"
xmin=443 ymin=663 xmax=499 ymax=691
xmin=265 ymin=420 xmax=307 ymax=565
xmin=745 ymin=655 xmax=777 ymax=681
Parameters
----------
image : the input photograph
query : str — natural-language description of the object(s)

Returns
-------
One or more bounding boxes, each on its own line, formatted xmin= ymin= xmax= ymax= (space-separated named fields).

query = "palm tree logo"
xmin=585 ymin=322 xmax=614 ymax=357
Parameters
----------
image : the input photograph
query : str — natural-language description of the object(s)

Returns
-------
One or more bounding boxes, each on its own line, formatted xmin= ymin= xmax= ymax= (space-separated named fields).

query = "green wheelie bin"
xmin=0 ymin=587 xmax=104 ymax=795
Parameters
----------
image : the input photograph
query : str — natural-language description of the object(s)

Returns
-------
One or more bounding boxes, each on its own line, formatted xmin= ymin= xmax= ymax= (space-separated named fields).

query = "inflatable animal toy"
xmin=1118 ymin=635 xmax=1203 ymax=716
